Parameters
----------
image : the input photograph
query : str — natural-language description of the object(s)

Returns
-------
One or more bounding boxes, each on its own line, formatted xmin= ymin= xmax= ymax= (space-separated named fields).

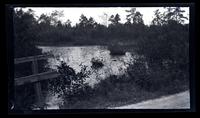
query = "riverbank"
xmin=58 ymin=73 xmax=189 ymax=109
xmin=35 ymin=38 xmax=137 ymax=47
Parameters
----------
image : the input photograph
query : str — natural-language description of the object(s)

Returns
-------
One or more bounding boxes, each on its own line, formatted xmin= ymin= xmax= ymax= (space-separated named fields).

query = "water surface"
xmin=39 ymin=46 xmax=137 ymax=86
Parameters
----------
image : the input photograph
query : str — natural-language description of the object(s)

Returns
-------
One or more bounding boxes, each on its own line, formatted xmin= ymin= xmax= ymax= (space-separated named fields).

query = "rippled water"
xmin=38 ymin=46 xmax=137 ymax=86
xmin=37 ymin=46 xmax=137 ymax=109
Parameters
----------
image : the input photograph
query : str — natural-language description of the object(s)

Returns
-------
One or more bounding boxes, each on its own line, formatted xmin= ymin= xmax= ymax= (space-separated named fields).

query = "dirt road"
xmin=109 ymin=90 xmax=190 ymax=109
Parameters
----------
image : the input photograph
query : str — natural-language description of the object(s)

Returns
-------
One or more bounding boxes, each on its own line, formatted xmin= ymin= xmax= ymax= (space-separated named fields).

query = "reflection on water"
xmin=37 ymin=46 xmax=137 ymax=109
xmin=39 ymin=46 xmax=136 ymax=86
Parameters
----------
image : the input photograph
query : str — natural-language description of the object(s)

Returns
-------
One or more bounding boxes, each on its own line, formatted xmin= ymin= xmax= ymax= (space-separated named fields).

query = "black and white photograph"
xmin=8 ymin=5 xmax=191 ymax=111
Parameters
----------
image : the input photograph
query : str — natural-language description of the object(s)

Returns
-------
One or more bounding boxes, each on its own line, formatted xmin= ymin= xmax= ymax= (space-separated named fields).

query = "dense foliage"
xmin=48 ymin=61 xmax=91 ymax=106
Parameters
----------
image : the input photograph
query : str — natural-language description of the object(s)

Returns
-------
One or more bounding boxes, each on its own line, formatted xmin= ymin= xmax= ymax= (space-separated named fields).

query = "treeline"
xmin=14 ymin=7 xmax=189 ymax=46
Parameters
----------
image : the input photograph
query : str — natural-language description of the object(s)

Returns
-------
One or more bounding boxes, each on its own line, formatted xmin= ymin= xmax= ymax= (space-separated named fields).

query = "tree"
xmin=171 ymin=7 xmax=188 ymax=24
xmin=151 ymin=7 xmax=188 ymax=26
xmin=151 ymin=9 xmax=164 ymax=26
xmin=125 ymin=8 xmax=136 ymax=24
xmin=78 ymin=14 xmax=97 ymax=28
xmin=37 ymin=10 xmax=64 ymax=26
xmin=125 ymin=18 xmax=131 ymax=25
xmin=37 ymin=13 xmax=51 ymax=25
xmin=49 ymin=10 xmax=64 ymax=26
xmin=36 ymin=10 xmax=68 ymax=44
xmin=125 ymin=8 xmax=144 ymax=24
xmin=133 ymin=11 xmax=144 ymax=24
xmin=109 ymin=14 xmax=121 ymax=25
xmin=163 ymin=7 xmax=188 ymax=24
xmin=64 ymin=19 xmax=72 ymax=28
xmin=14 ymin=8 xmax=42 ymax=58
xmin=79 ymin=14 xmax=88 ymax=28
xmin=88 ymin=17 xmax=97 ymax=28
xmin=56 ymin=21 xmax=63 ymax=28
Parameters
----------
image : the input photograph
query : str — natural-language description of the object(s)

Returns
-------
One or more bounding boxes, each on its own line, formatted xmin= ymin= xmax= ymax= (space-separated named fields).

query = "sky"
xmin=18 ymin=7 xmax=189 ymax=26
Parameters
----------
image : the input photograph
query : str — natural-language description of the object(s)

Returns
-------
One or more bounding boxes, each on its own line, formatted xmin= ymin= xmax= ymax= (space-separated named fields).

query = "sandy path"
xmin=109 ymin=90 xmax=190 ymax=109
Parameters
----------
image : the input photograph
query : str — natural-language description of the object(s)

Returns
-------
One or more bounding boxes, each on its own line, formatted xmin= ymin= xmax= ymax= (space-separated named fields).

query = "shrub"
xmin=48 ymin=61 xmax=91 ymax=106
xmin=127 ymin=58 xmax=149 ymax=87
xmin=91 ymin=58 xmax=104 ymax=69
xmin=127 ymin=57 xmax=166 ymax=91
xmin=127 ymin=56 xmax=189 ymax=92
xmin=108 ymin=45 xmax=126 ymax=56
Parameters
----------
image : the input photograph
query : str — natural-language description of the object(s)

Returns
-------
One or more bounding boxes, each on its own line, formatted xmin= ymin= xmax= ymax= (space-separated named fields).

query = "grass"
xmin=60 ymin=84 xmax=188 ymax=109
xmin=60 ymin=69 xmax=189 ymax=109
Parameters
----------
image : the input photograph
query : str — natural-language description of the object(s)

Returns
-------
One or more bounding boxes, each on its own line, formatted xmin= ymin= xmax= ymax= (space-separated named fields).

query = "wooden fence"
xmin=14 ymin=54 xmax=60 ymax=108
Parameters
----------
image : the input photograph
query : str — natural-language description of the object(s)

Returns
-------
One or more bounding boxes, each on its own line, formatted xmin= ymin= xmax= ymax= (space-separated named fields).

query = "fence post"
xmin=32 ymin=58 xmax=43 ymax=109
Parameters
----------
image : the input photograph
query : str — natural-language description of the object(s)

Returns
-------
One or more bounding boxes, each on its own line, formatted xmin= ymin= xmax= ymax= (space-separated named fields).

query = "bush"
xmin=92 ymin=75 xmax=132 ymax=102
xmin=108 ymin=45 xmax=126 ymax=56
xmin=127 ymin=56 xmax=189 ymax=92
xmin=48 ymin=61 xmax=91 ymax=106
xmin=127 ymin=58 xmax=149 ymax=88
xmin=91 ymin=58 xmax=104 ymax=69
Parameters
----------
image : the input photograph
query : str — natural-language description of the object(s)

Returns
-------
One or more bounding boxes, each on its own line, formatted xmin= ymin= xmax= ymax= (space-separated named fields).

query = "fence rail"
xmin=15 ymin=70 xmax=59 ymax=86
xmin=14 ymin=54 xmax=54 ymax=64
xmin=14 ymin=54 xmax=59 ymax=108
